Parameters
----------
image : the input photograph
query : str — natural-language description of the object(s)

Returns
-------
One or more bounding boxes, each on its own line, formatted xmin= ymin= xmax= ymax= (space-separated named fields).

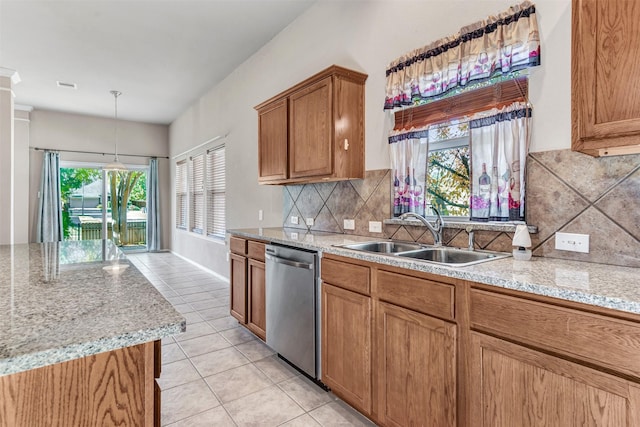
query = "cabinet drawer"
xmin=377 ymin=270 xmax=454 ymax=321
xmin=230 ymin=236 xmax=247 ymax=255
xmin=470 ymin=288 xmax=640 ymax=379
xmin=247 ymin=240 xmax=266 ymax=262
xmin=321 ymin=257 xmax=370 ymax=295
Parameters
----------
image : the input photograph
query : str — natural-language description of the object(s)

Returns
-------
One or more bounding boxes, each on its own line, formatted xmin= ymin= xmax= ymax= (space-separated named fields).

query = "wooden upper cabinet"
xmin=255 ymin=65 xmax=367 ymax=184
xmin=289 ymin=77 xmax=333 ymax=179
xmin=257 ymin=98 xmax=288 ymax=182
xmin=572 ymin=0 xmax=640 ymax=156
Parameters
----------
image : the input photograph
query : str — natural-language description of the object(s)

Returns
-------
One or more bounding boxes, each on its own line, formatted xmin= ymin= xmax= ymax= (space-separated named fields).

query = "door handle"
xmin=265 ymin=254 xmax=313 ymax=270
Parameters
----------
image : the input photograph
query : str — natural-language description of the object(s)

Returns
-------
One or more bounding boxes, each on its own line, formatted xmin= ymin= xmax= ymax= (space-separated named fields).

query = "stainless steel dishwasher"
xmin=265 ymin=244 xmax=319 ymax=380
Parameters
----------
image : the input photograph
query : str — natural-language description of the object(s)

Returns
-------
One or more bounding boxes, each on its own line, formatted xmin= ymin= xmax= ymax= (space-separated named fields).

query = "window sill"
xmin=384 ymin=218 xmax=537 ymax=234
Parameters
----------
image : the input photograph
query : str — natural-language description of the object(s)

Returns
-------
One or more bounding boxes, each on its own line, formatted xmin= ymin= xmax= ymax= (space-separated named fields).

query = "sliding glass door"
xmin=60 ymin=163 xmax=148 ymax=252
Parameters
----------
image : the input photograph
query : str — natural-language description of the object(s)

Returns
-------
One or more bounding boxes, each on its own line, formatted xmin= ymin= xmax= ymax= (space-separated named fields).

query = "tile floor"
xmin=129 ymin=252 xmax=376 ymax=427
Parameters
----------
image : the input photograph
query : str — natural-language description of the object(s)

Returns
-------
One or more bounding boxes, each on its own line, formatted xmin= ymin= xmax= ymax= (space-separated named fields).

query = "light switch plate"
xmin=343 ymin=219 xmax=355 ymax=230
xmin=290 ymin=216 xmax=299 ymax=225
xmin=369 ymin=221 xmax=382 ymax=233
xmin=555 ymin=232 xmax=589 ymax=253
xmin=306 ymin=217 xmax=314 ymax=226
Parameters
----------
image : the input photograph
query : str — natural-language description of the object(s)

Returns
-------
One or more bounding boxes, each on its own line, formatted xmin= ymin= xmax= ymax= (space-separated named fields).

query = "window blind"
xmin=206 ymin=145 xmax=225 ymax=238
xmin=190 ymin=154 xmax=205 ymax=234
xmin=175 ymin=160 xmax=188 ymax=229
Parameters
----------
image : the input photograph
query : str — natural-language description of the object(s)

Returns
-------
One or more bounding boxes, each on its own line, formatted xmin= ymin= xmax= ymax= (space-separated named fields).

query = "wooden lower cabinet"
xmin=376 ymin=301 xmax=456 ymax=427
xmin=229 ymin=252 xmax=247 ymax=323
xmin=321 ymin=283 xmax=372 ymax=416
xmin=247 ymin=258 xmax=266 ymax=340
xmin=469 ymin=332 xmax=640 ymax=427
xmin=0 ymin=341 xmax=158 ymax=427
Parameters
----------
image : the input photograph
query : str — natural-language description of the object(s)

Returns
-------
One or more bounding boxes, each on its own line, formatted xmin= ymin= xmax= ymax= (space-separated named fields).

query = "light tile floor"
xmin=129 ymin=252 xmax=376 ymax=427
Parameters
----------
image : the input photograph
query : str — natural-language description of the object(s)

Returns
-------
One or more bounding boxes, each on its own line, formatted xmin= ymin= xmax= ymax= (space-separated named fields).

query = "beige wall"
xmin=169 ymin=0 xmax=572 ymax=278
xmin=28 ymin=109 xmax=171 ymax=247
xmin=14 ymin=108 xmax=31 ymax=244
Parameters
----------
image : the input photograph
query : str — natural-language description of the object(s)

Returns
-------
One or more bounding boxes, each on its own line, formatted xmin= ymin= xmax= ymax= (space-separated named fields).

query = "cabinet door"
xmin=377 ymin=301 xmax=456 ymax=427
xmin=289 ymin=77 xmax=333 ymax=179
xmin=257 ymin=98 xmax=288 ymax=182
xmin=469 ymin=332 xmax=640 ymax=427
xmin=247 ymin=259 xmax=266 ymax=341
xmin=229 ymin=253 xmax=247 ymax=323
xmin=321 ymin=283 xmax=372 ymax=415
xmin=573 ymin=0 xmax=640 ymax=155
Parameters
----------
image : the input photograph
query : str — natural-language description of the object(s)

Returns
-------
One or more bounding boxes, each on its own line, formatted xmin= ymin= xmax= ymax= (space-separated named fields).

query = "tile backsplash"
xmin=283 ymin=149 xmax=640 ymax=268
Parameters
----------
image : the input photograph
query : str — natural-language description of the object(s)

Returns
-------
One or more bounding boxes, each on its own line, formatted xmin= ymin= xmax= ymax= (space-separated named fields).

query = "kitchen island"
xmin=0 ymin=240 xmax=185 ymax=426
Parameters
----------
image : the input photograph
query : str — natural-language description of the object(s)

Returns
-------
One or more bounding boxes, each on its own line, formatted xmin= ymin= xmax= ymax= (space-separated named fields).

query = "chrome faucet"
xmin=399 ymin=207 xmax=444 ymax=246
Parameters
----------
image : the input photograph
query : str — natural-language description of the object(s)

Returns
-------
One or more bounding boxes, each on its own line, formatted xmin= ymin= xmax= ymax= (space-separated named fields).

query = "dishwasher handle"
xmin=265 ymin=253 xmax=314 ymax=270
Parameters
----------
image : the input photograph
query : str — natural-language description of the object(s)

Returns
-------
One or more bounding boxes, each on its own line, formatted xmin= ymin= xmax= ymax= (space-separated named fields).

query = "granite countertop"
xmin=0 ymin=240 xmax=185 ymax=376
xmin=229 ymin=227 xmax=640 ymax=316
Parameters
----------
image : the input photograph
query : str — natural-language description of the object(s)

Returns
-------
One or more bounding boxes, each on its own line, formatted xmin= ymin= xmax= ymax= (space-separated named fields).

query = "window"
xmin=206 ymin=145 xmax=225 ymax=237
xmin=391 ymin=77 xmax=530 ymax=221
xmin=190 ymin=154 xmax=205 ymax=233
xmin=175 ymin=160 xmax=188 ymax=229
xmin=427 ymin=121 xmax=470 ymax=217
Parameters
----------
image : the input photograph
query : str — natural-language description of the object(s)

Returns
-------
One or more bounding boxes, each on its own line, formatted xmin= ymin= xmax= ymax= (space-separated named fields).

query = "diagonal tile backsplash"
xmin=284 ymin=149 xmax=640 ymax=268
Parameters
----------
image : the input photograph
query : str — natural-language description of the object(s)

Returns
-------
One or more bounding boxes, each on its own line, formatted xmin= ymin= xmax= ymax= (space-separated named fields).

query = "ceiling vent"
xmin=56 ymin=81 xmax=77 ymax=89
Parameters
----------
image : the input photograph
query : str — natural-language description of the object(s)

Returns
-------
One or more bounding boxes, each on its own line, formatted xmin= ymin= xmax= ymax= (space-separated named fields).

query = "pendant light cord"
xmin=111 ymin=90 xmax=122 ymax=162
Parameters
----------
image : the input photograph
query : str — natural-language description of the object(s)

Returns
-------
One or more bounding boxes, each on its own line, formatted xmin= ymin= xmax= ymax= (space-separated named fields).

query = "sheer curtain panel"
xmin=36 ymin=151 xmax=63 ymax=242
xmin=469 ymin=102 xmax=531 ymax=221
xmin=146 ymin=158 xmax=161 ymax=251
xmin=384 ymin=1 xmax=540 ymax=109
xmin=389 ymin=127 xmax=429 ymax=217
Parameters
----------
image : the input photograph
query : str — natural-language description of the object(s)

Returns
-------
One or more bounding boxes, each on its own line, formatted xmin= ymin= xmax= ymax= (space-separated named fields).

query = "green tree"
xmin=109 ymin=171 xmax=144 ymax=246
xmin=59 ymin=168 xmax=102 ymax=238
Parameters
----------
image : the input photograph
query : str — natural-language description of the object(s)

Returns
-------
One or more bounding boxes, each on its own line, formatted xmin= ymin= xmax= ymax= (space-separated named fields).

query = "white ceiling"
xmin=0 ymin=0 xmax=315 ymax=124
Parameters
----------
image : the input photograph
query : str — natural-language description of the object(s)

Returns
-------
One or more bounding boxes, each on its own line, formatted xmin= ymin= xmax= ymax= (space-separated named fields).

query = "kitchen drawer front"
xmin=321 ymin=257 xmax=370 ymax=295
xmin=470 ymin=288 xmax=640 ymax=379
xmin=377 ymin=270 xmax=454 ymax=321
xmin=247 ymin=240 xmax=266 ymax=262
xmin=230 ymin=236 xmax=247 ymax=255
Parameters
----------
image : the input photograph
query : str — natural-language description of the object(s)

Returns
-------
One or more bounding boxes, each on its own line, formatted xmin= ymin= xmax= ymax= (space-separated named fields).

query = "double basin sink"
xmin=337 ymin=241 xmax=510 ymax=267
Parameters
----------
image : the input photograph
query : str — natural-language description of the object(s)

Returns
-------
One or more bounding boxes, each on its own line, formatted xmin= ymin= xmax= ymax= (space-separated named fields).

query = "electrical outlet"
xmin=306 ymin=218 xmax=314 ymax=227
xmin=290 ymin=216 xmax=299 ymax=225
xmin=343 ymin=219 xmax=355 ymax=230
xmin=555 ymin=232 xmax=590 ymax=253
xmin=258 ymin=209 xmax=263 ymax=221
xmin=369 ymin=221 xmax=382 ymax=233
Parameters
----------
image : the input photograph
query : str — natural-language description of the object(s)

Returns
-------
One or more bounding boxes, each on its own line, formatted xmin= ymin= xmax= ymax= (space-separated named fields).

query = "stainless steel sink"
xmin=338 ymin=241 xmax=423 ymax=254
xmin=398 ymin=247 xmax=510 ymax=266
xmin=336 ymin=240 xmax=510 ymax=266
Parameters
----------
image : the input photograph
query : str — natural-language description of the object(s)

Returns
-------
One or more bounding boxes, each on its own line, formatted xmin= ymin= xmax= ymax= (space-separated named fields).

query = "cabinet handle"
xmin=344 ymin=139 xmax=349 ymax=150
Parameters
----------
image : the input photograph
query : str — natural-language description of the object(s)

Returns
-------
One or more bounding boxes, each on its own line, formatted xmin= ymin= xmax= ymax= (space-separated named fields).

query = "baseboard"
xmin=169 ymin=250 xmax=229 ymax=283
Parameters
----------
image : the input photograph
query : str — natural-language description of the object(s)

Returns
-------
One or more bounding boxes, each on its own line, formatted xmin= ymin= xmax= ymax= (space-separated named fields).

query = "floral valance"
xmin=384 ymin=1 xmax=540 ymax=110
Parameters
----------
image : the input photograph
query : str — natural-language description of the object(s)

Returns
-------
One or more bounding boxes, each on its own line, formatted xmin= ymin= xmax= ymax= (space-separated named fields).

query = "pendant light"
xmin=103 ymin=90 xmax=127 ymax=171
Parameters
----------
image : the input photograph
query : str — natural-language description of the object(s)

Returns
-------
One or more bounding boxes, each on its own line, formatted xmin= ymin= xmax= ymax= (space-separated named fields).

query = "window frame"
xmin=175 ymin=160 xmax=188 ymax=230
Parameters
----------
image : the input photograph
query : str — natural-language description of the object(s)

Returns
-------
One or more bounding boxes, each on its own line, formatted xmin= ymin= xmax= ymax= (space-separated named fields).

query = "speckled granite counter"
xmin=229 ymin=227 xmax=640 ymax=316
xmin=0 ymin=240 xmax=185 ymax=376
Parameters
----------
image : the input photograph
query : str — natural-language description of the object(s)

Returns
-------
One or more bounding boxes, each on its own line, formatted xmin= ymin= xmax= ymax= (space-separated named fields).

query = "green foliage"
xmin=427 ymin=146 xmax=470 ymax=216
xmin=60 ymin=168 xmax=101 ymax=204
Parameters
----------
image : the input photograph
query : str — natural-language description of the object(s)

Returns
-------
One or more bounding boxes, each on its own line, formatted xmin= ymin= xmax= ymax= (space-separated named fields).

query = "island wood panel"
xmin=469 ymin=332 xmax=640 ymax=427
xmin=229 ymin=253 xmax=247 ymax=323
xmin=469 ymin=288 xmax=640 ymax=379
xmin=377 ymin=269 xmax=455 ymax=321
xmin=247 ymin=258 xmax=266 ymax=341
xmin=257 ymin=98 xmax=289 ymax=182
xmin=376 ymin=301 xmax=456 ymax=427
xmin=321 ymin=283 xmax=372 ymax=416
xmin=289 ymin=77 xmax=333 ymax=179
xmin=0 ymin=342 xmax=155 ymax=427
xmin=321 ymin=256 xmax=370 ymax=295
xmin=572 ymin=0 xmax=640 ymax=155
